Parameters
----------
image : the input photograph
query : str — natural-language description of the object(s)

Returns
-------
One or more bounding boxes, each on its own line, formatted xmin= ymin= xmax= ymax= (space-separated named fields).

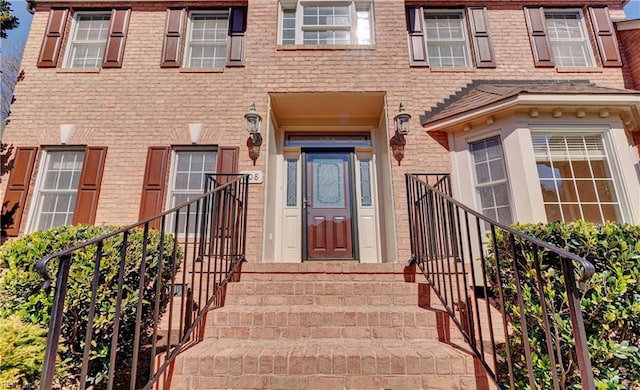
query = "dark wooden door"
xmin=304 ymin=152 xmax=354 ymax=259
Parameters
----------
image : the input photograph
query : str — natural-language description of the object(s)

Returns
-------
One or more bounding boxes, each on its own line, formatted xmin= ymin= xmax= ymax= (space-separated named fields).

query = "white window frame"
xmin=544 ymin=9 xmax=596 ymax=68
xmin=62 ymin=11 xmax=111 ymax=69
xmin=165 ymin=149 xmax=218 ymax=235
xmin=184 ymin=11 xmax=230 ymax=69
xmin=28 ymin=149 xmax=85 ymax=232
xmin=451 ymin=120 xmax=638 ymax=225
xmin=468 ymin=135 xmax=513 ymax=225
xmin=278 ymin=0 xmax=374 ymax=45
xmin=423 ymin=9 xmax=472 ymax=68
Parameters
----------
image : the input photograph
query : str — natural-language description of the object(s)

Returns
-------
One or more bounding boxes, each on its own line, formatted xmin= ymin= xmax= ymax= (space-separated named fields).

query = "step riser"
xmin=224 ymin=294 xmax=420 ymax=306
xmin=203 ymin=326 xmax=442 ymax=340
xmin=226 ymin=281 xmax=419 ymax=296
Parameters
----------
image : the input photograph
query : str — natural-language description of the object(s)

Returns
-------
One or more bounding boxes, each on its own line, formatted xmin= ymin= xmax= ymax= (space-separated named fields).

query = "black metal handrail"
xmin=35 ymin=174 xmax=250 ymax=390
xmin=405 ymin=173 xmax=595 ymax=389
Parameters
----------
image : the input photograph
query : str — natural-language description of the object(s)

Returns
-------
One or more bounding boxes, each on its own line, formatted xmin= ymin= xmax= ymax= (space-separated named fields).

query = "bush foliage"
xmin=0 ymin=316 xmax=47 ymax=388
xmin=0 ymin=224 xmax=181 ymax=388
xmin=488 ymin=221 xmax=640 ymax=389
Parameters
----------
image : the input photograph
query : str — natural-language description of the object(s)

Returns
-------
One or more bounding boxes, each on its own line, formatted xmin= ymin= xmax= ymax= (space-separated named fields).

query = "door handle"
xmin=303 ymin=198 xmax=310 ymax=207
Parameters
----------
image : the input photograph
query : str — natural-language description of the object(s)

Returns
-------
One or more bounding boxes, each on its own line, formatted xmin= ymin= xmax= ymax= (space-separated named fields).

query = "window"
xmin=469 ymin=137 xmax=512 ymax=225
xmin=38 ymin=9 xmax=130 ymax=68
xmin=424 ymin=11 xmax=471 ymax=67
xmin=532 ymin=134 xmax=622 ymax=223
xmin=160 ymin=8 xmax=246 ymax=68
xmin=279 ymin=1 xmax=373 ymax=45
xmin=167 ymin=150 xmax=217 ymax=234
xmin=544 ymin=11 xmax=595 ymax=67
xmin=406 ymin=6 xmax=495 ymax=68
xmin=524 ymin=6 xmax=622 ymax=68
xmin=185 ymin=12 xmax=229 ymax=68
xmin=64 ymin=13 xmax=110 ymax=68
xmin=30 ymin=150 xmax=85 ymax=231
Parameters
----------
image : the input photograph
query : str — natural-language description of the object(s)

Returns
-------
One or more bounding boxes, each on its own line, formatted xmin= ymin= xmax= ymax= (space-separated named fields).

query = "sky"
xmin=1 ymin=0 xmax=640 ymax=56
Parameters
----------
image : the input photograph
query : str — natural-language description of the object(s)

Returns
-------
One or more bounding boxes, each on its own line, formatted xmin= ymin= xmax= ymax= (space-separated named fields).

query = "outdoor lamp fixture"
xmin=244 ymin=102 xmax=263 ymax=165
xmin=390 ymin=103 xmax=411 ymax=165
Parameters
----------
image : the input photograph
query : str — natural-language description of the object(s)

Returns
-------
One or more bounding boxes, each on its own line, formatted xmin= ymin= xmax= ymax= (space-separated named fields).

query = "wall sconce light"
xmin=59 ymin=124 xmax=75 ymax=144
xmin=390 ymin=103 xmax=411 ymax=165
xmin=244 ymin=102 xmax=263 ymax=166
xmin=188 ymin=123 xmax=203 ymax=144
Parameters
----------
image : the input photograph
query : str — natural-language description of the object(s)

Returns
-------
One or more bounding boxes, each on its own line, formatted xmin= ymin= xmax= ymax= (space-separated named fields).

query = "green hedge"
xmin=0 ymin=316 xmax=48 ymax=388
xmin=488 ymin=221 xmax=640 ymax=389
xmin=0 ymin=224 xmax=182 ymax=388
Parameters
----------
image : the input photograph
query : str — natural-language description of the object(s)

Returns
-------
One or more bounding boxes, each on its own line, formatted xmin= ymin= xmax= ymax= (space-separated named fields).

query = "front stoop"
xmin=167 ymin=263 xmax=487 ymax=389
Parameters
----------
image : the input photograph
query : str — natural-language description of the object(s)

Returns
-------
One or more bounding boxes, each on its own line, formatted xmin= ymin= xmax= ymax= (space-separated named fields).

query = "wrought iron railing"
xmin=405 ymin=173 xmax=595 ymax=389
xmin=35 ymin=174 xmax=249 ymax=390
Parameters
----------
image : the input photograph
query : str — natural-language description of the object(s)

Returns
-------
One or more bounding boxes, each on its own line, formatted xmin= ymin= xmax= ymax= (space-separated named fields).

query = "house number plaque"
xmin=240 ymin=170 xmax=263 ymax=184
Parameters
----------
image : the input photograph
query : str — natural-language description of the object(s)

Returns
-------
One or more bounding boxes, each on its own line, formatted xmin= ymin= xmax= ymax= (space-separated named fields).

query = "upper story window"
xmin=406 ymin=6 xmax=495 ymax=68
xmin=160 ymin=8 xmax=246 ymax=68
xmin=279 ymin=1 xmax=373 ymax=45
xmin=543 ymin=10 xmax=595 ymax=67
xmin=37 ymin=8 xmax=130 ymax=69
xmin=185 ymin=12 xmax=229 ymax=68
xmin=524 ymin=6 xmax=622 ymax=68
xmin=424 ymin=10 xmax=471 ymax=67
xmin=63 ymin=12 xmax=110 ymax=68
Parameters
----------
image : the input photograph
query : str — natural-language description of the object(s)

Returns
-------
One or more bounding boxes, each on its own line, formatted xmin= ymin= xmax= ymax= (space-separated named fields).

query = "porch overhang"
xmin=420 ymin=81 xmax=640 ymax=133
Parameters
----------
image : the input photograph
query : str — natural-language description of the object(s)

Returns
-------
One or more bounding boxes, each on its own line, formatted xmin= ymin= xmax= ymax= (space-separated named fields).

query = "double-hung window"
xmin=469 ymin=136 xmax=513 ymax=225
xmin=406 ymin=6 xmax=495 ymax=68
xmin=532 ymin=134 xmax=622 ymax=223
xmin=160 ymin=8 xmax=246 ymax=68
xmin=30 ymin=150 xmax=85 ymax=231
xmin=424 ymin=10 xmax=471 ymax=67
xmin=279 ymin=1 xmax=373 ymax=45
xmin=524 ymin=6 xmax=622 ymax=68
xmin=544 ymin=10 xmax=595 ymax=67
xmin=185 ymin=12 xmax=229 ymax=68
xmin=167 ymin=150 xmax=217 ymax=234
xmin=64 ymin=12 xmax=111 ymax=68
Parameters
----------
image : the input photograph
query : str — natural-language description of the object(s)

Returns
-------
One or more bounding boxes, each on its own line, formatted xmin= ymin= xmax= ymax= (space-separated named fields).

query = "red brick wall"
xmin=618 ymin=26 xmax=640 ymax=90
xmin=0 ymin=0 xmax=632 ymax=261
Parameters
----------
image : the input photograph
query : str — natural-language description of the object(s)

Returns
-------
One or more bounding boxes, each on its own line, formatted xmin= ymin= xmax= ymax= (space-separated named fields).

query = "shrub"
xmin=488 ymin=221 xmax=640 ymax=389
xmin=0 ymin=224 xmax=182 ymax=388
xmin=0 ymin=316 xmax=47 ymax=388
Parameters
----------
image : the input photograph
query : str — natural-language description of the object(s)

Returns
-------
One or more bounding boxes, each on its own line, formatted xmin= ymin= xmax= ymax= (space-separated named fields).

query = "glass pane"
xmin=359 ymin=159 xmax=372 ymax=207
xmin=601 ymin=204 xmax=620 ymax=222
xmin=556 ymin=180 xmax=578 ymax=202
xmin=561 ymin=203 xmax=581 ymax=221
xmin=581 ymin=204 xmax=603 ymax=224
xmin=540 ymin=180 xmax=558 ymax=202
xmin=286 ymin=159 xmax=297 ymax=207
xmin=544 ymin=204 xmax=562 ymax=222
xmin=575 ymin=180 xmax=597 ymax=202
xmin=313 ymin=158 xmax=346 ymax=208
xmin=596 ymin=180 xmax=617 ymax=202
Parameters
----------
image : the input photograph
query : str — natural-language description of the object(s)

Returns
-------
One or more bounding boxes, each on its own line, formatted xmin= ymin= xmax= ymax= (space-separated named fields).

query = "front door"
xmin=303 ymin=151 xmax=355 ymax=260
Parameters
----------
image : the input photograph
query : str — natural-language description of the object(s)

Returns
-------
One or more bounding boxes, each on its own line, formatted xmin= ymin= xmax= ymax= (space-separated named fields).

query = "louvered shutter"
xmin=1 ymin=147 xmax=38 ymax=237
xmin=216 ymin=146 xmax=239 ymax=184
xmin=102 ymin=9 xmax=130 ymax=68
xmin=37 ymin=9 xmax=68 ymax=67
xmin=588 ymin=6 xmax=622 ymax=67
xmin=467 ymin=7 xmax=496 ymax=68
xmin=524 ymin=7 xmax=554 ymax=67
xmin=161 ymin=8 xmax=185 ymax=68
xmin=138 ymin=147 xmax=170 ymax=228
xmin=406 ymin=7 xmax=428 ymax=67
xmin=72 ymin=147 xmax=107 ymax=224
xmin=227 ymin=7 xmax=246 ymax=66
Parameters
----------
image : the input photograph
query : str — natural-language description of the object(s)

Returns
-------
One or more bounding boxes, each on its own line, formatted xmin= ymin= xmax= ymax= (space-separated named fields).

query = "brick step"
xmin=170 ymin=338 xmax=479 ymax=390
xmin=237 ymin=262 xmax=423 ymax=282
xmin=226 ymin=280 xmax=419 ymax=297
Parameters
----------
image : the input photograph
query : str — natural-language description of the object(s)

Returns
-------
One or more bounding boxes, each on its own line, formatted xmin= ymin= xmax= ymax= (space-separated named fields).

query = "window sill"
xmin=276 ymin=44 xmax=375 ymax=51
xmin=556 ymin=67 xmax=603 ymax=73
xmin=179 ymin=68 xmax=225 ymax=73
xmin=429 ymin=67 xmax=476 ymax=73
xmin=56 ymin=68 xmax=101 ymax=74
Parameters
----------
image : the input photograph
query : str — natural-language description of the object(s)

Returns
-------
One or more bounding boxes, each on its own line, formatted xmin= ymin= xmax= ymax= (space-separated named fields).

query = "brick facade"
xmin=618 ymin=20 xmax=640 ymax=90
xmin=1 ymin=0 xmax=637 ymax=262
